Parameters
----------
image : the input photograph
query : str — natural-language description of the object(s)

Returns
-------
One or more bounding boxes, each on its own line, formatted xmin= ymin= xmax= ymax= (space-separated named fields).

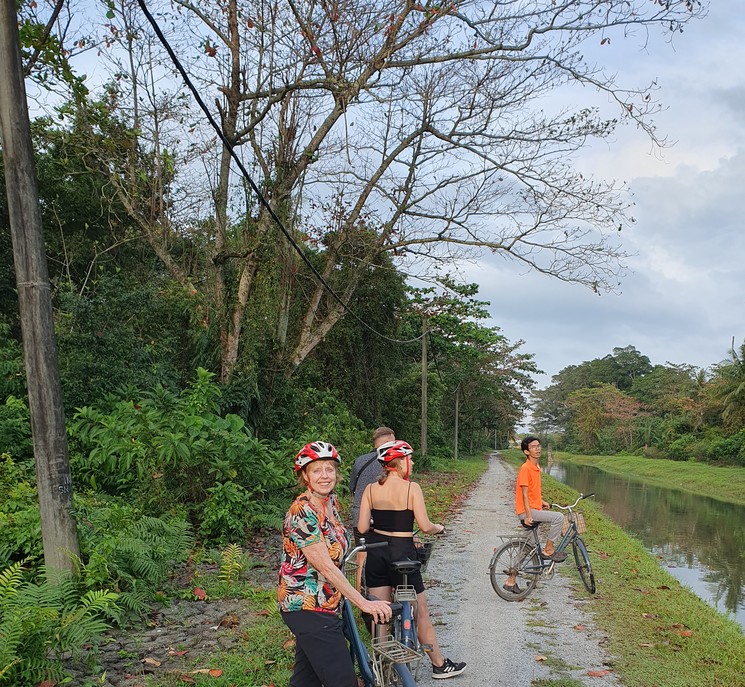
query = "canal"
xmin=550 ymin=460 xmax=745 ymax=633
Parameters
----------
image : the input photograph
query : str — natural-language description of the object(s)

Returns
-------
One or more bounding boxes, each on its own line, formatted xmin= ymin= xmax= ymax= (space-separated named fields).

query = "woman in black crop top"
xmin=357 ymin=440 xmax=466 ymax=679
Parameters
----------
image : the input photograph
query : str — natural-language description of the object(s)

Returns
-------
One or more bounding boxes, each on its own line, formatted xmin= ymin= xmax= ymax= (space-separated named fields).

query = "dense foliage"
xmin=532 ymin=344 xmax=745 ymax=464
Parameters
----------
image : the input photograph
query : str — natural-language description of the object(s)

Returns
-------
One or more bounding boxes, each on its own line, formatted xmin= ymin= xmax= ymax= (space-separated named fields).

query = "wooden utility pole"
xmin=0 ymin=0 xmax=80 ymax=578
xmin=453 ymin=382 xmax=460 ymax=461
xmin=420 ymin=315 xmax=427 ymax=458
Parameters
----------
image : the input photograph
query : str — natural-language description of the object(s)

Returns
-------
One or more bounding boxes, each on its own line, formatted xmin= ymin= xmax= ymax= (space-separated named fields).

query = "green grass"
xmin=542 ymin=476 xmax=745 ymax=687
xmin=553 ymin=451 xmax=745 ymax=506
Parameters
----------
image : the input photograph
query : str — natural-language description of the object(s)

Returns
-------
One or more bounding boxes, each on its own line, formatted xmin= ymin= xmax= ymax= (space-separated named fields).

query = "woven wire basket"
xmin=562 ymin=511 xmax=587 ymax=535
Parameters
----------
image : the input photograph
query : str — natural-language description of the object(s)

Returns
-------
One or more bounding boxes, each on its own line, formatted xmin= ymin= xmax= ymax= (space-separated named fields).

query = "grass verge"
xmin=553 ymin=451 xmax=745 ymax=506
xmin=542 ymin=475 xmax=745 ymax=687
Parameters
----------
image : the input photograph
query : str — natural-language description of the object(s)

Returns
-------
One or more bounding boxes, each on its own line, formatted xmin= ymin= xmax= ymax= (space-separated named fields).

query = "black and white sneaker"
xmin=432 ymin=658 xmax=466 ymax=679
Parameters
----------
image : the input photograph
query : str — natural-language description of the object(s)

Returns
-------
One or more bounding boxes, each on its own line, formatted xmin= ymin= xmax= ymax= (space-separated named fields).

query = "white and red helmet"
xmin=294 ymin=441 xmax=341 ymax=472
xmin=377 ymin=439 xmax=414 ymax=465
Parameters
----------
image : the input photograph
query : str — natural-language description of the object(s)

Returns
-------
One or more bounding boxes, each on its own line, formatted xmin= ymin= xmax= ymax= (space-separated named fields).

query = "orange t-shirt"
xmin=515 ymin=460 xmax=542 ymax=515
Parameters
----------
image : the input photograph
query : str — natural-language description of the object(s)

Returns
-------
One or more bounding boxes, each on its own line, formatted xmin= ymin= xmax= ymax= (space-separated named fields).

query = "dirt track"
xmin=417 ymin=453 xmax=624 ymax=687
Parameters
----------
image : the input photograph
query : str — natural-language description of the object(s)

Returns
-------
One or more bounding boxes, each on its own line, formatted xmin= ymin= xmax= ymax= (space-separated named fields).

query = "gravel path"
xmin=416 ymin=452 xmax=624 ymax=687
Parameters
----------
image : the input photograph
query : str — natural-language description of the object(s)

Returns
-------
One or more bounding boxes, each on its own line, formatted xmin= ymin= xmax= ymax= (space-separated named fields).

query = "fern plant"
xmin=218 ymin=544 xmax=244 ymax=584
xmin=0 ymin=561 xmax=119 ymax=686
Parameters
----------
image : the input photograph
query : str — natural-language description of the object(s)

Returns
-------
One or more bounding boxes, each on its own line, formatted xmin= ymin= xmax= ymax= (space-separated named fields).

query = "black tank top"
xmin=370 ymin=482 xmax=415 ymax=532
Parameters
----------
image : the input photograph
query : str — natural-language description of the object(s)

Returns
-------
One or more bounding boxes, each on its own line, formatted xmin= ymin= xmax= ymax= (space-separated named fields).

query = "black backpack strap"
xmin=350 ymin=454 xmax=378 ymax=494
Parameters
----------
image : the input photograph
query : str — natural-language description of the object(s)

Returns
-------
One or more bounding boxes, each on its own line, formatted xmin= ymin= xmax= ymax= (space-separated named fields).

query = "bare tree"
xmin=70 ymin=0 xmax=703 ymax=380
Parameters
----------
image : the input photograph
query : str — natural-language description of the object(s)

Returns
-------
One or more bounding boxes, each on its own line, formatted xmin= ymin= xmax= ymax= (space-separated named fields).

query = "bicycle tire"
xmin=572 ymin=536 xmax=596 ymax=594
xmin=489 ymin=540 xmax=540 ymax=601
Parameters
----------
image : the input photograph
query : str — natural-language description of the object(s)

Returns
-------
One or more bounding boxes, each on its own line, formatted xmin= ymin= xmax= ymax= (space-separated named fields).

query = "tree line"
xmin=531 ymin=343 xmax=745 ymax=464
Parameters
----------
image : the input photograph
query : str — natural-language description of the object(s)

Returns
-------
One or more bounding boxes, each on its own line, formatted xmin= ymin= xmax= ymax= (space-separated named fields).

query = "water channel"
xmin=549 ymin=460 xmax=745 ymax=633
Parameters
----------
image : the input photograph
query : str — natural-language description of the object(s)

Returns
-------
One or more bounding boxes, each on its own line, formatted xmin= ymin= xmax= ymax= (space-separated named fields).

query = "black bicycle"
xmin=488 ymin=493 xmax=596 ymax=601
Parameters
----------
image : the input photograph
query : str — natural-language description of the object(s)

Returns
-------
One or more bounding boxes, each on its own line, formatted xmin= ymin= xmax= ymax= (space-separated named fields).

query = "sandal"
xmin=502 ymin=582 xmax=524 ymax=594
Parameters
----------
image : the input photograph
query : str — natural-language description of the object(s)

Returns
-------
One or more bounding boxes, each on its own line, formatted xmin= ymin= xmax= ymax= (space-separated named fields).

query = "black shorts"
xmin=363 ymin=532 xmax=425 ymax=594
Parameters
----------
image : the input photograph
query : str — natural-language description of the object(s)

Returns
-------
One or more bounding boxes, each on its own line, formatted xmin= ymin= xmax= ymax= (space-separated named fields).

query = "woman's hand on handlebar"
xmin=361 ymin=598 xmax=392 ymax=624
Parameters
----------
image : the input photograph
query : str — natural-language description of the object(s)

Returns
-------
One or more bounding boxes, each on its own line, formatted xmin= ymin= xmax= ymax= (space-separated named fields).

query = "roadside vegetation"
xmin=531 ymin=344 xmax=745 ymax=466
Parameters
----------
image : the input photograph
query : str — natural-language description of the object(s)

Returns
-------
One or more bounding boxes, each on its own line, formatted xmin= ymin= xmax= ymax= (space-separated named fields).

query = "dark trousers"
xmin=281 ymin=610 xmax=357 ymax=687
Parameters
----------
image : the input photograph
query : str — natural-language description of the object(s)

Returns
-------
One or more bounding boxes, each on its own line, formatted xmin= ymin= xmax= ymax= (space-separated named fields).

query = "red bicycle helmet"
xmin=294 ymin=441 xmax=341 ymax=472
xmin=377 ymin=439 xmax=414 ymax=465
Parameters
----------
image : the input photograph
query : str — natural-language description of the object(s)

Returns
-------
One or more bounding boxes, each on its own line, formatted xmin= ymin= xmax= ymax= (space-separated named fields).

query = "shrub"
xmin=73 ymin=495 xmax=193 ymax=613
xmin=0 ymin=561 xmax=119 ymax=686
xmin=70 ymin=368 xmax=294 ymax=542
xmin=0 ymin=454 xmax=42 ymax=567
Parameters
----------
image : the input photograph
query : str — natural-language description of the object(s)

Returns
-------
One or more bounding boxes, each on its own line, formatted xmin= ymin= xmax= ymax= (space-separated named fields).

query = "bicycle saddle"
xmin=520 ymin=521 xmax=540 ymax=530
xmin=391 ymin=558 xmax=422 ymax=575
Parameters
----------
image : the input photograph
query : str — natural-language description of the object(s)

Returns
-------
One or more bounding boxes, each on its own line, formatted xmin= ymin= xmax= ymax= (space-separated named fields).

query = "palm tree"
xmin=712 ymin=339 xmax=745 ymax=431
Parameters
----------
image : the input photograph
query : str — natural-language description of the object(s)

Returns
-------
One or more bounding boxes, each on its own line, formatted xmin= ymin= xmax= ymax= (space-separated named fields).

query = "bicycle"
xmin=488 ymin=493 xmax=596 ymax=601
xmin=342 ymin=540 xmax=424 ymax=687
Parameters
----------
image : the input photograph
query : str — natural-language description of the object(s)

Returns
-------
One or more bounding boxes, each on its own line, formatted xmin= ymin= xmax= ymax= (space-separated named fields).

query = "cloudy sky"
xmin=471 ymin=2 xmax=745 ymax=397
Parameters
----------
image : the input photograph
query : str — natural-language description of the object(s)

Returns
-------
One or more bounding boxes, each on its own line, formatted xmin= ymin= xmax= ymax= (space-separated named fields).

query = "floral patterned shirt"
xmin=277 ymin=491 xmax=350 ymax=614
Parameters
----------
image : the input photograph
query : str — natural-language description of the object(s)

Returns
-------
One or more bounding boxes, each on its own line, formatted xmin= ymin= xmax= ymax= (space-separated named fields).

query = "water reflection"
xmin=550 ymin=461 xmax=745 ymax=632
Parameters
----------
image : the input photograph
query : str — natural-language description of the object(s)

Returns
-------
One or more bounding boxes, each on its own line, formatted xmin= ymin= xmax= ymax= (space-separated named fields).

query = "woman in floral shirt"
xmin=278 ymin=441 xmax=391 ymax=687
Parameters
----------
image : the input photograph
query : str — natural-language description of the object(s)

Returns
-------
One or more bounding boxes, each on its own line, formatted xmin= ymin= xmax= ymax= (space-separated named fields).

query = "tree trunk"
xmin=0 ymin=0 xmax=80 ymax=579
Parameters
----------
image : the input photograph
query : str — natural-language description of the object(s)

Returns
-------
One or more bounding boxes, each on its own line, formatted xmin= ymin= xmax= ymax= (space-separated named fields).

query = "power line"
xmin=135 ymin=0 xmax=423 ymax=346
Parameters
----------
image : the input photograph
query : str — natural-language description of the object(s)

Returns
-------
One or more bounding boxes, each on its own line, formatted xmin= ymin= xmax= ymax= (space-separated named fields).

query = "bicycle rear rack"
xmin=373 ymin=635 xmax=424 ymax=664
xmin=393 ymin=584 xmax=418 ymax=603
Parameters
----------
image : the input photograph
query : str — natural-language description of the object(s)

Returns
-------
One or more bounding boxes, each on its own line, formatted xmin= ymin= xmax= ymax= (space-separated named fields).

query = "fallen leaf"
xmin=657 ymin=585 xmax=671 ymax=590
xmin=143 ymin=657 xmax=162 ymax=667
xmin=256 ymin=609 xmax=270 ymax=617
xmin=209 ymin=669 xmax=223 ymax=677
xmin=671 ymin=623 xmax=685 ymax=629
xmin=169 ymin=649 xmax=190 ymax=657
xmin=534 ymin=655 xmax=547 ymax=662
xmin=220 ymin=614 xmax=240 ymax=628
xmin=265 ymin=659 xmax=276 ymax=665
xmin=180 ymin=677 xmax=197 ymax=684
xmin=587 ymin=669 xmax=612 ymax=677
xmin=574 ymin=624 xmax=586 ymax=631
xmin=639 ymin=642 xmax=655 ymax=648
xmin=641 ymin=613 xmax=659 ymax=619
xmin=37 ymin=681 xmax=57 ymax=687
xmin=193 ymin=587 xmax=207 ymax=600
xmin=678 ymin=630 xmax=693 ymax=637
xmin=283 ymin=637 xmax=296 ymax=650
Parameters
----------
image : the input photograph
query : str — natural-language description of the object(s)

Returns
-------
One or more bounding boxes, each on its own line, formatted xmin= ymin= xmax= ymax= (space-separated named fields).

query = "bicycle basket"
xmin=344 ymin=560 xmax=359 ymax=588
xmin=415 ymin=541 xmax=433 ymax=572
xmin=562 ymin=512 xmax=587 ymax=535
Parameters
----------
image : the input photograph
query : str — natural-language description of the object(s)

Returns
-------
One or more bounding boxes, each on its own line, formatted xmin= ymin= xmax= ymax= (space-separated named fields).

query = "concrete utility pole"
xmin=0 ymin=0 xmax=80 ymax=578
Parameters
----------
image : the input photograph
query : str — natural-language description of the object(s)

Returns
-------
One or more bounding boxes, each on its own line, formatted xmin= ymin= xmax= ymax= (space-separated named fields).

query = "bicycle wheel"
xmin=572 ymin=536 xmax=596 ymax=594
xmin=489 ymin=540 xmax=540 ymax=601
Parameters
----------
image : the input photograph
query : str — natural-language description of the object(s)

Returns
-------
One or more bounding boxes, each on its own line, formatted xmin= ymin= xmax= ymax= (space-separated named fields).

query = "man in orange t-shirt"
xmin=504 ymin=436 xmax=566 ymax=595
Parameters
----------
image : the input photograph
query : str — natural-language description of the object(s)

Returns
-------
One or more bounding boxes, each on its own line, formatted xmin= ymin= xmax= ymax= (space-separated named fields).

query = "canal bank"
xmin=501 ymin=450 xmax=745 ymax=686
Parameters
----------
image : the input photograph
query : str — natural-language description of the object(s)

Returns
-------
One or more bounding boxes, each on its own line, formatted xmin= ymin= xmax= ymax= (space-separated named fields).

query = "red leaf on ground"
xmin=574 ymin=624 xmax=586 ymax=631
xmin=256 ymin=609 xmax=270 ymax=616
xmin=169 ymin=649 xmax=190 ymax=656
xmin=678 ymin=630 xmax=693 ymax=637
xmin=37 ymin=681 xmax=57 ymax=687
xmin=193 ymin=587 xmax=206 ymax=600
xmin=180 ymin=677 xmax=197 ymax=684
xmin=587 ymin=669 xmax=612 ymax=677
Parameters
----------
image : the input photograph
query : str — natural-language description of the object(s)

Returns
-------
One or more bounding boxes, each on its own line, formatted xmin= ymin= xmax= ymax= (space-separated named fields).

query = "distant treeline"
xmin=531 ymin=344 xmax=745 ymax=464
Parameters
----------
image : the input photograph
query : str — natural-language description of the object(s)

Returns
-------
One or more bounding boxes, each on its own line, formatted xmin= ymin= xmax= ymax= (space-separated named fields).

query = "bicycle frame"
xmin=489 ymin=492 xmax=596 ymax=600
xmin=341 ymin=541 xmax=422 ymax=687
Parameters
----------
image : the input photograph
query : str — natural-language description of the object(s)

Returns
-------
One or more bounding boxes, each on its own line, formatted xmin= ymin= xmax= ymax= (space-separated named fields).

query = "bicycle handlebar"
xmin=343 ymin=540 xmax=388 ymax=565
xmin=550 ymin=492 xmax=595 ymax=511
